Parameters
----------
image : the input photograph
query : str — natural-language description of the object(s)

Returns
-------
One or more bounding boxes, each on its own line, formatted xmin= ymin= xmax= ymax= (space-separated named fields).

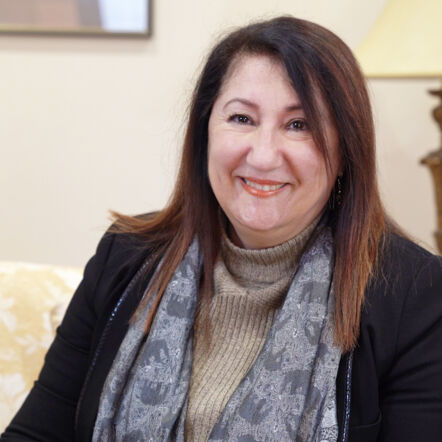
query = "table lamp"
xmin=355 ymin=0 xmax=442 ymax=252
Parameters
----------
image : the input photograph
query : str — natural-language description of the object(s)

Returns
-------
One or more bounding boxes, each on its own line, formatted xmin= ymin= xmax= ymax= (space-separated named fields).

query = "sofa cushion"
xmin=0 ymin=262 xmax=82 ymax=432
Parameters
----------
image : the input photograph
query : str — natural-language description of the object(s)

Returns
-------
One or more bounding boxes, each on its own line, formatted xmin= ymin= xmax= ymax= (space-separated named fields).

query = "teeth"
xmin=244 ymin=178 xmax=284 ymax=191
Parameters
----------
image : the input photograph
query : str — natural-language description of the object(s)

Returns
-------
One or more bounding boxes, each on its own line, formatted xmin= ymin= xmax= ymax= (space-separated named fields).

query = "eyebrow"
xmin=223 ymin=97 xmax=303 ymax=112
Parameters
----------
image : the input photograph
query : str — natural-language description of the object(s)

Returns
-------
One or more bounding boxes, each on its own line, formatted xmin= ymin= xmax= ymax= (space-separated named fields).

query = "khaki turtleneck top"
xmin=185 ymin=220 xmax=318 ymax=441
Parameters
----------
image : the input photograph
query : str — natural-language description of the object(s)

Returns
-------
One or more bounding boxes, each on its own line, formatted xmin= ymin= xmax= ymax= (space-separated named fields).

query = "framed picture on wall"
xmin=0 ymin=0 xmax=151 ymax=37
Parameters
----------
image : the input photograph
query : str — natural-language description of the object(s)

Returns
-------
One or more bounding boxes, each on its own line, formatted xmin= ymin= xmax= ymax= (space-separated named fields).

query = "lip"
xmin=239 ymin=176 xmax=287 ymax=198
xmin=242 ymin=176 xmax=285 ymax=186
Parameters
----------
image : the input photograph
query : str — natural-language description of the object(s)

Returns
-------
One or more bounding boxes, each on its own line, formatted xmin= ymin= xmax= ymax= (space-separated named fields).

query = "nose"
xmin=246 ymin=125 xmax=283 ymax=170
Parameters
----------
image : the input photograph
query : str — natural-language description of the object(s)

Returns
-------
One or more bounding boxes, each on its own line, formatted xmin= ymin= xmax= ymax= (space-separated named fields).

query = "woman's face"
xmin=208 ymin=55 xmax=341 ymax=249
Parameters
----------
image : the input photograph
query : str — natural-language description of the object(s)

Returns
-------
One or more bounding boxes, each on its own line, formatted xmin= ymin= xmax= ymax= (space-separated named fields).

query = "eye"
xmin=228 ymin=114 xmax=253 ymax=125
xmin=287 ymin=118 xmax=308 ymax=131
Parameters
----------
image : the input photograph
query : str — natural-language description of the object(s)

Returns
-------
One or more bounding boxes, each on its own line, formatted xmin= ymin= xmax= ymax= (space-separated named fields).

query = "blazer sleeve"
xmin=0 ymin=232 xmax=116 ymax=442
xmin=379 ymin=252 xmax=442 ymax=441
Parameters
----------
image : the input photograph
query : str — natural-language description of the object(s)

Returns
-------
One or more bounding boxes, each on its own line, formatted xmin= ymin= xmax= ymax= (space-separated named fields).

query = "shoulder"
xmin=348 ymin=233 xmax=442 ymax=436
xmin=367 ymin=232 xmax=441 ymax=301
xmin=355 ymin=237 xmax=442 ymax=440
xmin=88 ymin=213 xmax=158 ymax=314
xmin=364 ymin=231 xmax=442 ymax=319
xmin=385 ymin=231 xmax=440 ymax=265
xmin=97 ymin=212 xmax=158 ymax=269
xmin=359 ymin=232 xmax=442 ymax=374
xmin=384 ymin=232 xmax=441 ymax=270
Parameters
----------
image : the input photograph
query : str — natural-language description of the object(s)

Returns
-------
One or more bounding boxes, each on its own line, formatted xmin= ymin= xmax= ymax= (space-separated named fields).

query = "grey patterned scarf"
xmin=93 ymin=227 xmax=341 ymax=441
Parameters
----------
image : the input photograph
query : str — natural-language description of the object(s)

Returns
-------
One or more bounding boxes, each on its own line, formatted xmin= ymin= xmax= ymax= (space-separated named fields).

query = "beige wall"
xmin=0 ymin=0 xmax=439 ymax=266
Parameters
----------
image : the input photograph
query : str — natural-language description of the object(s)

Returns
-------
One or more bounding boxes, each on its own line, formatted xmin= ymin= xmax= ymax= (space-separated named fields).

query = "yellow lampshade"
xmin=355 ymin=0 xmax=442 ymax=78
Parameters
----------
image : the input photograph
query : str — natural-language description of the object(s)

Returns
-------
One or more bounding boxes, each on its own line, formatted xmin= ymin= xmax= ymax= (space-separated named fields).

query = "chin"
xmin=236 ymin=210 xmax=284 ymax=234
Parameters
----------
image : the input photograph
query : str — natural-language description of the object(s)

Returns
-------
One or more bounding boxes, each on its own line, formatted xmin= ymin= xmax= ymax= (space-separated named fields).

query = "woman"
xmin=2 ymin=16 xmax=441 ymax=442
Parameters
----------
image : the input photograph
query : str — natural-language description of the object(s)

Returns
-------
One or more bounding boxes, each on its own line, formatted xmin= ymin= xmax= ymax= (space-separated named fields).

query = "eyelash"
xmin=287 ymin=119 xmax=308 ymax=131
xmin=228 ymin=114 xmax=308 ymax=131
xmin=228 ymin=114 xmax=252 ymax=125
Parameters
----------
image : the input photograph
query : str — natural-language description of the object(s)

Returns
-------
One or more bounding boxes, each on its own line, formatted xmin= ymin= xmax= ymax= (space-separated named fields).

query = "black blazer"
xmin=2 ymin=230 xmax=441 ymax=441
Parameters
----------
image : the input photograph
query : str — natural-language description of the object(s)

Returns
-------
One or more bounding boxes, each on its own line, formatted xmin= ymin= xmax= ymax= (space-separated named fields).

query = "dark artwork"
xmin=0 ymin=0 xmax=150 ymax=36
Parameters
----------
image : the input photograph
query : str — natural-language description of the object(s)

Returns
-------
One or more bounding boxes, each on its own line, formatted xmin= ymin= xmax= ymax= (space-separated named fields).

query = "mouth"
xmin=240 ymin=177 xmax=287 ymax=197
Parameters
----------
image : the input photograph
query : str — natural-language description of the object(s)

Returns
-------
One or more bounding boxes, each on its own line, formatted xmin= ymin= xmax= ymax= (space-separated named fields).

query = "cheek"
xmin=207 ymin=124 xmax=220 ymax=185
xmin=207 ymin=148 xmax=217 ymax=193
xmin=289 ymin=147 xmax=327 ymax=181
xmin=208 ymin=140 xmax=231 ymax=198
xmin=290 ymin=148 xmax=335 ymax=196
xmin=208 ymin=141 xmax=224 ymax=182
xmin=208 ymin=134 xmax=242 ymax=179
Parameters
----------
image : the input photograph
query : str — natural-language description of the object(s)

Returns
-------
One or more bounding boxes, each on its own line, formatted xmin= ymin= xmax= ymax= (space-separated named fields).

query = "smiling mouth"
xmin=240 ymin=177 xmax=287 ymax=197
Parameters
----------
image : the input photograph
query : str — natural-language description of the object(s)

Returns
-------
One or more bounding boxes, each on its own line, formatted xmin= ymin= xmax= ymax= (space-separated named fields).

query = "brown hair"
xmin=112 ymin=16 xmax=387 ymax=352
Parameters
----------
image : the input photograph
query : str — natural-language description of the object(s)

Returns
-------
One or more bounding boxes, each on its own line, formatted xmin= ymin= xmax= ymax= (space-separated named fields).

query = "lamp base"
xmin=436 ymin=231 xmax=442 ymax=252
xmin=421 ymin=88 xmax=442 ymax=253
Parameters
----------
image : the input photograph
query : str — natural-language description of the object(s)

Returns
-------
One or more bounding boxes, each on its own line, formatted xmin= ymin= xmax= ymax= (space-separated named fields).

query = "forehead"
xmin=217 ymin=54 xmax=298 ymax=101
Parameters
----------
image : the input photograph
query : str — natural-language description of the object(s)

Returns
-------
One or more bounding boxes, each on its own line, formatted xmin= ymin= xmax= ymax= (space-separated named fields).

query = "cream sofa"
xmin=0 ymin=262 xmax=82 ymax=432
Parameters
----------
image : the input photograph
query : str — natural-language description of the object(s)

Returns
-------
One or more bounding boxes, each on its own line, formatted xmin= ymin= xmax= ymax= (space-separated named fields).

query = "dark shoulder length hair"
xmin=112 ymin=16 xmax=387 ymax=352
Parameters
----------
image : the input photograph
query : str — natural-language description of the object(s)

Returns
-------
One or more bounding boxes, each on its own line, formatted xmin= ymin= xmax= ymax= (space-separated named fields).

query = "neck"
xmin=226 ymin=213 xmax=324 ymax=250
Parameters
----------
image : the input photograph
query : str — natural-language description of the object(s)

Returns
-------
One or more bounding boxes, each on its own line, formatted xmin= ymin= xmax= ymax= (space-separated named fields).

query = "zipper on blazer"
xmin=74 ymin=260 xmax=151 ymax=432
xmin=340 ymin=350 xmax=354 ymax=442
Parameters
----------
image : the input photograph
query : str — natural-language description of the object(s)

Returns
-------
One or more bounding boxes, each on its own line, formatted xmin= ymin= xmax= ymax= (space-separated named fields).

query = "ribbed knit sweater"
xmin=185 ymin=221 xmax=318 ymax=441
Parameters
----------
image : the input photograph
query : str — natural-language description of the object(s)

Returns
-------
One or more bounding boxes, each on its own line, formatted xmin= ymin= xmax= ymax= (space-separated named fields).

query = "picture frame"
xmin=0 ymin=0 xmax=151 ymax=37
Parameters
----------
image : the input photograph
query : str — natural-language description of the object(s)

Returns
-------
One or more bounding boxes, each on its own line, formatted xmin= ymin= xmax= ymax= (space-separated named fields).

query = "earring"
xmin=336 ymin=176 xmax=343 ymax=207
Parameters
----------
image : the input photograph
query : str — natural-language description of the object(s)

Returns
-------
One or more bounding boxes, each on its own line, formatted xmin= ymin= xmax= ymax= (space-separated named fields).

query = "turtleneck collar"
xmin=220 ymin=216 xmax=321 ymax=286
